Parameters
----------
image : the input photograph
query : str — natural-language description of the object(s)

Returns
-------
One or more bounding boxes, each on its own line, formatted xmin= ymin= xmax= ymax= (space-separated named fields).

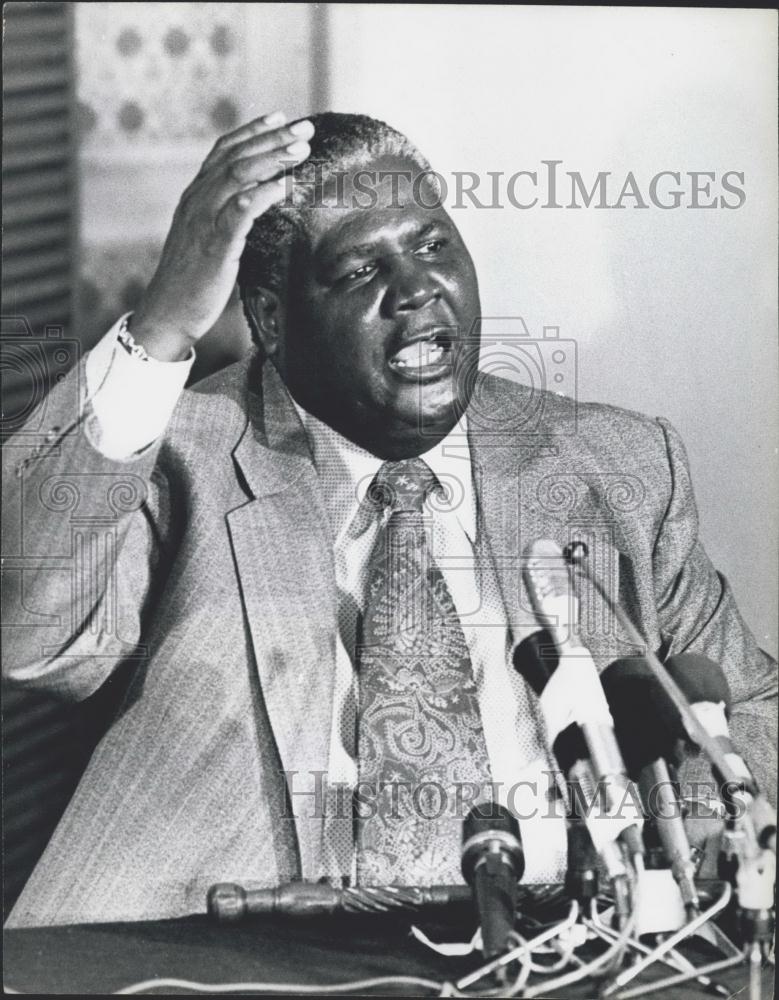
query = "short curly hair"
xmin=237 ymin=111 xmax=430 ymax=346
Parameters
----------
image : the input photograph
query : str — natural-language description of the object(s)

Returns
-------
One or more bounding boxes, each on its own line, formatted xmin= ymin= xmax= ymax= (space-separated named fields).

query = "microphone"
xmin=513 ymin=631 xmax=626 ymax=878
xmin=600 ymin=657 xmax=700 ymax=915
xmin=662 ymin=654 xmax=776 ymax=853
xmin=519 ymin=540 xmax=644 ymax=863
xmin=513 ymin=630 xmax=638 ymax=884
xmin=662 ymin=655 xmax=776 ymax=958
xmin=559 ymin=541 xmax=774 ymax=855
xmin=461 ymin=802 xmax=525 ymax=959
xmin=565 ymin=813 xmax=600 ymax=904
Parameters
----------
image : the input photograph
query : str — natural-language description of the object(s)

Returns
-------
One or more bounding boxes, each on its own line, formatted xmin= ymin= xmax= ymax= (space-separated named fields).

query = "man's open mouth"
xmin=386 ymin=329 xmax=455 ymax=382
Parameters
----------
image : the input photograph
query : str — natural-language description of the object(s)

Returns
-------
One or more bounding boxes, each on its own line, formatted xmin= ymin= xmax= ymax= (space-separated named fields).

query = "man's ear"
xmin=244 ymin=286 xmax=284 ymax=359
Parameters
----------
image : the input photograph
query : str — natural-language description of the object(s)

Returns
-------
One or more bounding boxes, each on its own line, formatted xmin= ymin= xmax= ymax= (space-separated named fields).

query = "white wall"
xmin=326 ymin=4 xmax=778 ymax=655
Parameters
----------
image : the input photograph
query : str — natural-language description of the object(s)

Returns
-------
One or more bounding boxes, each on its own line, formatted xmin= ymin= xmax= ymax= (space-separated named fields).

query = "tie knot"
xmin=367 ymin=458 xmax=441 ymax=513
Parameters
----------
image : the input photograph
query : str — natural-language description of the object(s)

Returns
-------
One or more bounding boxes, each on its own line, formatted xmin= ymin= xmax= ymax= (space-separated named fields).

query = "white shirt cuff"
xmin=85 ymin=314 xmax=195 ymax=460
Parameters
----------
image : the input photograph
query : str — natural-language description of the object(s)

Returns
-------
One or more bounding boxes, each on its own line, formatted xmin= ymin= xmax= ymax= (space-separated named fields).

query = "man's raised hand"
xmin=130 ymin=111 xmax=313 ymax=361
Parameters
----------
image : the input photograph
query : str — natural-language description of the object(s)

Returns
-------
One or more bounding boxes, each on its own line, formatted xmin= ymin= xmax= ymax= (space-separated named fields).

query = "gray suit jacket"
xmin=3 ymin=353 xmax=776 ymax=926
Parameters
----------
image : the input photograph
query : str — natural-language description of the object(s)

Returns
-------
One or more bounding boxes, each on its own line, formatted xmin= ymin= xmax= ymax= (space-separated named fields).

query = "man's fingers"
xmin=210 ymin=140 xmax=310 ymax=210
xmin=216 ymin=177 xmax=288 ymax=245
xmin=230 ymin=140 xmax=310 ymax=185
xmin=223 ymin=119 xmax=315 ymax=169
xmin=204 ymin=112 xmax=314 ymax=171
xmin=203 ymin=110 xmax=288 ymax=167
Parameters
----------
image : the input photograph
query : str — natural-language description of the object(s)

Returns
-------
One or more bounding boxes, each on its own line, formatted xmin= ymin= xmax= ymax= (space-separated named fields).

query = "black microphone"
xmin=461 ymin=802 xmax=525 ymax=959
xmin=600 ymin=656 xmax=700 ymax=915
xmin=565 ymin=814 xmax=600 ymax=904
xmin=663 ymin=654 xmax=776 ymax=853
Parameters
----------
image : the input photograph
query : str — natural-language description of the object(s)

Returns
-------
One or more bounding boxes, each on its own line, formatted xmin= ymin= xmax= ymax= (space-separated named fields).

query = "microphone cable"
xmin=5 ymin=974 xmax=450 ymax=997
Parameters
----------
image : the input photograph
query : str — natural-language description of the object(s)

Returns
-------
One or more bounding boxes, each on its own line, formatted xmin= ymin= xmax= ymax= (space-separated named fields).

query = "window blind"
xmin=1 ymin=0 xmax=91 ymax=919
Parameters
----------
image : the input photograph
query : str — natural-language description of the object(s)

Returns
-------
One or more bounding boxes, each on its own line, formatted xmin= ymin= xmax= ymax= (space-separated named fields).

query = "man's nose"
xmin=382 ymin=257 xmax=441 ymax=317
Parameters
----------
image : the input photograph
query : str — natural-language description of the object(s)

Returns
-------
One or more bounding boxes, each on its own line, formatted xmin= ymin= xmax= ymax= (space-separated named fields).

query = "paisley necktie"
xmin=354 ymin=457 xmax=492 ymax=884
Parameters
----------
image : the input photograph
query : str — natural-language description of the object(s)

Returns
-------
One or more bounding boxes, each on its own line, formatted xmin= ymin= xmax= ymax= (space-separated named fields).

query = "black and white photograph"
xmin=2 ymin=2 xmax=777 ymax=995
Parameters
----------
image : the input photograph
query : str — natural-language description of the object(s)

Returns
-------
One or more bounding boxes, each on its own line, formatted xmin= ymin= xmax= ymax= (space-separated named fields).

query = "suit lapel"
xmin=468 ymin=433 xmax=552 ymax=648
xmin=468 ymin=374 xmax=623 ymax=667
xmin=226 ymin=362 xmax=336 ymax=879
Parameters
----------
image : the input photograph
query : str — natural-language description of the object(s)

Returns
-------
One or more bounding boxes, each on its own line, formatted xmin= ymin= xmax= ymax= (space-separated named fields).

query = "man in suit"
xmin=3 ymin=112 xmax=776 ymax=926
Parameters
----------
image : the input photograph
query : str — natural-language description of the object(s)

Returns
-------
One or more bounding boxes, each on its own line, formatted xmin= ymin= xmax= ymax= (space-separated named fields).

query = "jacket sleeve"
xmin=1 ymin=358 xmax=169 ymax=701
xmin=652 ymin=417 xmax=777 ymax=805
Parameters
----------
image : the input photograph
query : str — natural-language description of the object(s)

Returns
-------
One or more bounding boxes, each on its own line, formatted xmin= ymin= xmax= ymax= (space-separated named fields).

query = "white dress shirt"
xmin=85 ymin=318 xmax=568 ymax=884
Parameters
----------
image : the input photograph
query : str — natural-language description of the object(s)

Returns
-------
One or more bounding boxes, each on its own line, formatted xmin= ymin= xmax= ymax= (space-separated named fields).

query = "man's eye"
xmin=342 ymin=263 xmax=375 ymax=282
xmin=415 ymin=239 xmax=445 ymax=255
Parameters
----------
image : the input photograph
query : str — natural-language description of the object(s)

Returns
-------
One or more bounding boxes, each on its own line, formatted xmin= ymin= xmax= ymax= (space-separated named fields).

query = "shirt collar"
xmin=291 ymin=399 xmax=477 ymax=543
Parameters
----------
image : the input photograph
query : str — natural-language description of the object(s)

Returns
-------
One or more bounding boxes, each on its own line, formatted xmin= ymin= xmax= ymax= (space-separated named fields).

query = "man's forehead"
xmin=305 ymin=204 xmax=445 ymax=255
xmin=296 ymin=154 xmax=446 ymax=256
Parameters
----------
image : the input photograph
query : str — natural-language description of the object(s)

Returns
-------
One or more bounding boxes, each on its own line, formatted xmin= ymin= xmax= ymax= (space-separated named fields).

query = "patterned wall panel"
xmin=73 ymin=2 xmax=319 ymax=371
xmin=75 ymin=2 xmax=245 ymax=150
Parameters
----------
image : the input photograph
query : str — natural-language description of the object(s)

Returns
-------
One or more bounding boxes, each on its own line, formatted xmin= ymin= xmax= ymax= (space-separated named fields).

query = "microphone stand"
xmin=562 ymin=543 xmax=744 ymax=789
xmin=722 ymin=789 xmax=776 ymax=1000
